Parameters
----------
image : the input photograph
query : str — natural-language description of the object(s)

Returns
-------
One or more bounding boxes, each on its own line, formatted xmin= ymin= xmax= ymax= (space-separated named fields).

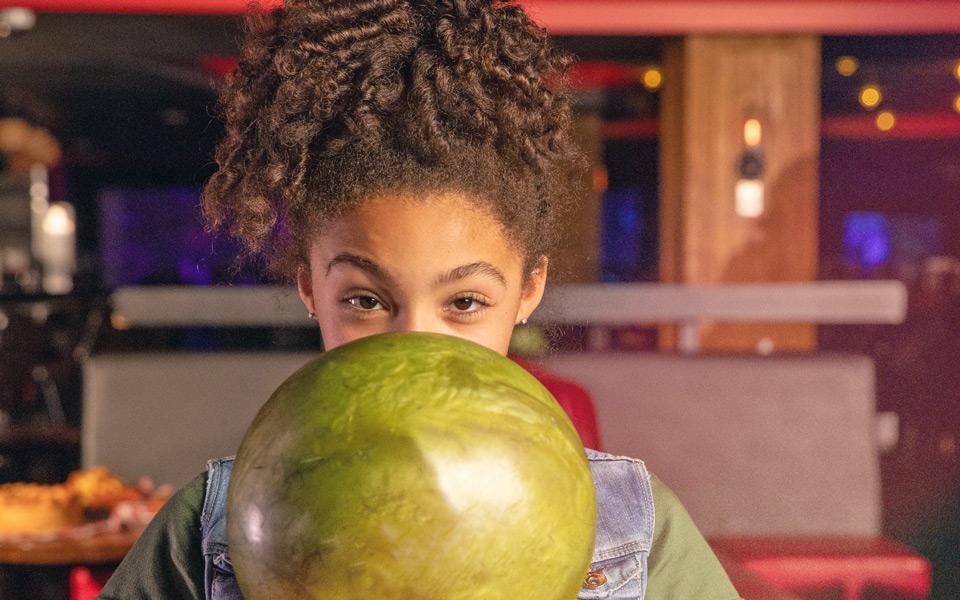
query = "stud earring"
xmin=519 ymin=317 xmax=528 ymax=326
xmin=307 ymin=311 xmax=317 ymax=320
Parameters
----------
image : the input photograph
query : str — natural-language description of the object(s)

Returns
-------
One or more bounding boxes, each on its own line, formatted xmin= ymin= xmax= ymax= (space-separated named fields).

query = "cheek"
xmin=447 ymin=311 xmax=516 ymax=356
xmin=313 ymin=313 xmax=374 ymax=351
xmin=309 ymin=285 xmax=377 ymax=351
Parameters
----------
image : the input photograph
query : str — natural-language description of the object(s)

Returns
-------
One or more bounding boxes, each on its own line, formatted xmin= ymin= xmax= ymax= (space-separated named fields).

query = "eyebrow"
xmin=433 ymin=262 xmax=507 ymax=288
xmin=326 ymin=254 xmax=506 ymax=289
xmin=326 ymin=254 xmax=398 ymax=287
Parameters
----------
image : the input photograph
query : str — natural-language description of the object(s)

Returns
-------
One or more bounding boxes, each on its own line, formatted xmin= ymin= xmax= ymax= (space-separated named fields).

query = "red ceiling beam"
xmin=10 ymin=0 xmax=960 ymax=34
xmin=522 ymin=1 xmax=960 ymax=35
xmin=0 ymin=0 xmax=274 ymax=14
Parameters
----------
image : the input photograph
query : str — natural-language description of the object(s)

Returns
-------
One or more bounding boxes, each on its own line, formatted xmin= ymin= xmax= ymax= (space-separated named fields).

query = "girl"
xmin=99 ymin=1 xmax=740 ymax=598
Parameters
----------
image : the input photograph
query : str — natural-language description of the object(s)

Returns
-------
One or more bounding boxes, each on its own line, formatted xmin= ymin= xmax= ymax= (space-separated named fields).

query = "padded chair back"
xmin=83 ymin=352 xmax=602 ymax=488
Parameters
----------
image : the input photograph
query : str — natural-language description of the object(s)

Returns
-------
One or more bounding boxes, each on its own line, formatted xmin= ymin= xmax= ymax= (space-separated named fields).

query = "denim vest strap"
xmin=199 ymin=451 xmax=655 ymax=600
xmin=200 ymin=457 xmax=243 ymax=600
xmin=586 ymin=449 xmax=655 ymax=561
xmin=580 ymin=449 xmax=655 ymax=600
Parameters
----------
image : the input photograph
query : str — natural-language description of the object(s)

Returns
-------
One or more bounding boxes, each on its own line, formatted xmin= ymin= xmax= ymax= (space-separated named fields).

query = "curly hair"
xmin=202 ymin=0 xmax=582 ymax=280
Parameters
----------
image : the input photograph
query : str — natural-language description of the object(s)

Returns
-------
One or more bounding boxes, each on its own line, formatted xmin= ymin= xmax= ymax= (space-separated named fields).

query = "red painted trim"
xmin=597 ymin=114 xmax=960 ymax=140
xmin=1 ymin=0 xmax=279 ymax=14
xmin=569 ymin=62 xmax=645 ymax=90
xmin=822 ymin=112 xmax=960 ymax=140
xmin=521 ymin=1 xmax=960 ymax=35
xmin=603 ymin=119 xmax=660 ymax=140
xmin=198 ymin=55 xmax=239 ymax=77
xmin=12 ymin=0 xmax=960 ymax=34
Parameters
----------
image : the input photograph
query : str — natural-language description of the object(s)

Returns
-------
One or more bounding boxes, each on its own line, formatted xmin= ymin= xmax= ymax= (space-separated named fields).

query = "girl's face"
xmin=296 ymin=193 xmax=547 ymax=356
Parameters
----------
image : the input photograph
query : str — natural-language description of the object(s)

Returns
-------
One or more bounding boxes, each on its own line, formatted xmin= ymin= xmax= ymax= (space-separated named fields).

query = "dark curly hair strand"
xmin=202 ymin=0 xmax=582 ymax=280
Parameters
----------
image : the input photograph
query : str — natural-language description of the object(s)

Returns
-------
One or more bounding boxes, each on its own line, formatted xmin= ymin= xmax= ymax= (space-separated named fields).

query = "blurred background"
xmin=0 ymin=2 xmax=958 ymax=599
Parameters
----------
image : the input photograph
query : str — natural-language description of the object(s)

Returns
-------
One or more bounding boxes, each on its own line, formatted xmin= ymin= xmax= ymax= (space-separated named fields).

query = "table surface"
xmin=0 ymin=527 xmax=143 ymax=566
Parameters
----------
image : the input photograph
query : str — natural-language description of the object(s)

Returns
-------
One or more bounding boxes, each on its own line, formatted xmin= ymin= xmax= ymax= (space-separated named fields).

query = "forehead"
xmin=311 ymin=193 xmax=525 ymax=280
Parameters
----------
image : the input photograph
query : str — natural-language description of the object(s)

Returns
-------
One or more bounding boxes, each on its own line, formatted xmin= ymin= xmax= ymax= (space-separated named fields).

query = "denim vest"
xmin=200 ymin=448 xmax=655 ymax=600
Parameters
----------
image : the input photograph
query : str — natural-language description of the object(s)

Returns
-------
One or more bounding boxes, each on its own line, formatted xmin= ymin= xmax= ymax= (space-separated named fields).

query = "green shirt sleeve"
xmin=97 ymin=472 xmax=208 ymax=600
xmin=645 ymin=473 xmax=742 ymax=600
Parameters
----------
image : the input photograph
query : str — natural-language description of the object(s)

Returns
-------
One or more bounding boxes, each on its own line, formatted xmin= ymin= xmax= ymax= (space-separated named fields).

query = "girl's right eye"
xmin=343 ymin=295 xmax=384 ymax=311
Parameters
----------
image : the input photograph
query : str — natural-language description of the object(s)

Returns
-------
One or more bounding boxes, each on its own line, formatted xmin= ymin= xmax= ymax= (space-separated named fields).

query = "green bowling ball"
xmin=227 ymin=332 xmax=596 ymax=600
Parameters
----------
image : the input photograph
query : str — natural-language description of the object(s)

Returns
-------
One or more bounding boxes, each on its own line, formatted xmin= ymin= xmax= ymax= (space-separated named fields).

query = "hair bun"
xmin=204 ymin=0 xmax=579 ymax=279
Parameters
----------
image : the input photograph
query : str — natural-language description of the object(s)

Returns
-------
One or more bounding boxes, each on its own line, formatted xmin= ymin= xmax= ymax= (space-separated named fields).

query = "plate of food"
xmin=0 ymin=467 xmax=172 ymax=564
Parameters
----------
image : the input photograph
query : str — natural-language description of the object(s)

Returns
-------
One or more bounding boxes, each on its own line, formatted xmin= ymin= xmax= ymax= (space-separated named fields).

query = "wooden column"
xmin=660 ymin=35 xmax=821 ymax=352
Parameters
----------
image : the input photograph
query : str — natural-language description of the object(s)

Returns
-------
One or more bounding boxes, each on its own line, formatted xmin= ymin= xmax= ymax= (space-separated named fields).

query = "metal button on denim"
xmin=583 ymin=569 xmax=608 ymax=589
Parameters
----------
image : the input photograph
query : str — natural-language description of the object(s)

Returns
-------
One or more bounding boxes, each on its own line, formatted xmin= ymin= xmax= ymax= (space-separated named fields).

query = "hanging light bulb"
xmin=859 ymin=85 xmax=882 ymax=110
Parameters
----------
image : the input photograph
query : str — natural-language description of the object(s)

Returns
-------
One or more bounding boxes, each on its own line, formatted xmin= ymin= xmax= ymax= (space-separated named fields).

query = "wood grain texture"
xmin=659 ymin=35 xmax=821 ymax=352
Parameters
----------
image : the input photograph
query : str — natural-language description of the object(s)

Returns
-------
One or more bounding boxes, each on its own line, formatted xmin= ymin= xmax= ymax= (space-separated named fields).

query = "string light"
xmin=875 ymin=111 xmax=895 ymax=132
xmin=641 ymin=66 xmax=663 ymax=92
xmin=859 ymin=85 xmax=882 ymax=110
xmin=954 ymin=60 xmax=960 ymax=82
xmin=953 ymin=94 xmax=960 ymax=114
xmin=835 ymin=56 xmax=859 ymax=77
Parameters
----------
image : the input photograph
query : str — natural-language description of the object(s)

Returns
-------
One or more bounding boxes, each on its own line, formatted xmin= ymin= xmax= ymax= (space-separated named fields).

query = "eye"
xmin=344 ymin=295 xmax=385 ymax=311
xmin=448 ymin=294 xmax=489 ymax=315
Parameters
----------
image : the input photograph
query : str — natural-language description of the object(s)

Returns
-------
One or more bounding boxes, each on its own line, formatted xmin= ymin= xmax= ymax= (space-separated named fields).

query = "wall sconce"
xmin=736 ymin=118 xmax=765 ymax=219
xmin=39 ymin=201 xmax=76 ymax=295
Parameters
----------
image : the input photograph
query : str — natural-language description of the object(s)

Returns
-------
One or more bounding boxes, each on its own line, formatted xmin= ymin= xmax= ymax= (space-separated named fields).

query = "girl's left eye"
xmin=449 ymin=295 xmax=489 ymax=314
xmin=344 ymin=295 xmax=384 ymax=311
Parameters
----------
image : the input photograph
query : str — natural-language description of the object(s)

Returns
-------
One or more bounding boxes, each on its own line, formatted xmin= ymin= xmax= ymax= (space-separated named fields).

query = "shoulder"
xmin=643 ymin=474 xmax=743 ymax=600
xmin=586 ymin=449 xmax=654 ymax=518
xmin=141 ymin=470 xmax=207 ymax=540
xmin=96 ymin=472 xmax=207 ymax=600
xmin=577 ymin=450 xmax=656 ymax=599
xmin=585 ymin=449 xmax=656 ymax=560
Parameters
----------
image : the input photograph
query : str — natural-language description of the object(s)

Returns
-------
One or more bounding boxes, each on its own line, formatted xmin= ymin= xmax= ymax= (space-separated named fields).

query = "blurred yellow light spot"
xmin=835 ymin=56 xmax=859 ymax=77
xmin=111 ymin=312 xmax=130 ymax=330
xmin=743 ymin=118 xmax=762 ymax=147
xmin=859 ymin=86 xmax=882 ymax=109
xmin=642 ymin=67 xmax=663 ymax=91
xmin=875 ymin=111 xmax=895 ymax=132
xmin=954 ymin=61 xmax=960 ymax=82
xmin=954 ymin=94 xmax=960 ymax=113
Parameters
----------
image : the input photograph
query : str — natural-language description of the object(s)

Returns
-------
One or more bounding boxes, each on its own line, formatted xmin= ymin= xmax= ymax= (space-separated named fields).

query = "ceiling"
xmin=1 ymin=13 xmax=959 ymax=180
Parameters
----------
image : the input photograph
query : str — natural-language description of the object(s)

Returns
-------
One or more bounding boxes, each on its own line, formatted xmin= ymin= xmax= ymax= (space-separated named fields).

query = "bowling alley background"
xmin=1 ymin=1 xmax=959 ymax=599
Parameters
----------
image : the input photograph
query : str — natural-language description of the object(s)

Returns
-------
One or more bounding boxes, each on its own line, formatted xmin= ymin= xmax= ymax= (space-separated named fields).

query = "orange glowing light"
xmin=642 ymin=67 xmax=663 ymax=91
xmin=835 ymin=56 xmax=859 ymax=77
xmin=875 ymin=111 xmax=895 ymax=132
xmin=859 ymin=86 xmax=882 ymax=110
xmin=743 ymin=118 xmax=762 ymax=147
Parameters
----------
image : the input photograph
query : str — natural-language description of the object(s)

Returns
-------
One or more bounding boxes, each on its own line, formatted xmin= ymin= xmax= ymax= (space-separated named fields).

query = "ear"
xmin=516 ymin=256 xmax=548 ymax=324
xmin=296 ymin=265 xmax=316 ymax=315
